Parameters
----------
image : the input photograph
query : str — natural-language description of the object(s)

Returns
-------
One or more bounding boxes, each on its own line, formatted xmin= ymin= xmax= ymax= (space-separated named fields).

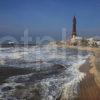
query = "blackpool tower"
xmin=72 ymin=16 xmax=77 ymax=37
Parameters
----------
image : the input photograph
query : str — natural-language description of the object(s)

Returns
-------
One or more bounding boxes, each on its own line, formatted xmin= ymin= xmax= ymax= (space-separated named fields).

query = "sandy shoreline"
xmin=65 ymin=46 xmax=100 ymax=99
xmin=79 ymin=47 xmax=100 ymax=89
xmin=67 ymin=46 xmax=100 ymax=87
xmin=76 ymin=53 xmax=100 ymax=100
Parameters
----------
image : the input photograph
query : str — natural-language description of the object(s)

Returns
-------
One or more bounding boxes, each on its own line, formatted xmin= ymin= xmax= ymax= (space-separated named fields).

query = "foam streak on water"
xmin=0 ymin=44 xmax=90 ymax=100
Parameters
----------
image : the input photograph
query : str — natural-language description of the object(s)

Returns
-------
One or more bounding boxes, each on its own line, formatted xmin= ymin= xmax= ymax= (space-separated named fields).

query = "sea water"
xmin=0 ymin=44 xmax=90 ymax=100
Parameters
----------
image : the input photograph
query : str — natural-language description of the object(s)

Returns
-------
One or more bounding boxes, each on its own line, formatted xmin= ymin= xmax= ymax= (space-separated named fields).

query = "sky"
xmin=0 ymin=0 xmax=100 ymax=40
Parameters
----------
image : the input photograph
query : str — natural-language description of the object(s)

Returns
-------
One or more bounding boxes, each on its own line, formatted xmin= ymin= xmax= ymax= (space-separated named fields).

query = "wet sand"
xmin=77 ymin=58 xmax=100 ymax=100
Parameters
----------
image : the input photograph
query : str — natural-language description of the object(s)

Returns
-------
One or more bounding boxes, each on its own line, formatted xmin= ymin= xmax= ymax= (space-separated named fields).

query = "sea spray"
xmin=59 ymin=73 xmax=85 ymax=100
xmin=0 ymin=45 xmax=90 ymax=100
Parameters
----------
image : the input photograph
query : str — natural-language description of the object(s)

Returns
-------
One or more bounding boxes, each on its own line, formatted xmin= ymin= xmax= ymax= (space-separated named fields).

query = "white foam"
xmin=0 ymin=45 xmax=90 ymax=100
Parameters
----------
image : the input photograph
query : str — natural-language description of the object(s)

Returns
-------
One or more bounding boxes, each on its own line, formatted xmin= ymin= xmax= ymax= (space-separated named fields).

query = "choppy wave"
xmin=0 ymin=44 xmax=90 ymax=100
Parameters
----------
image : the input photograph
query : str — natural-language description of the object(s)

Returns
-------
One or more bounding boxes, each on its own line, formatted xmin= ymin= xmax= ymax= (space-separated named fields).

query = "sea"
xmin=0 ymin=43 xmax=91 ymax=100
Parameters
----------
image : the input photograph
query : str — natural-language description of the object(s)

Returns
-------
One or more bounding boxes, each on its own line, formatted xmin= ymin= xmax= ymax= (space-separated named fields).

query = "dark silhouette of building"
xmin=72 ymin=16 xmax=77 ymax=37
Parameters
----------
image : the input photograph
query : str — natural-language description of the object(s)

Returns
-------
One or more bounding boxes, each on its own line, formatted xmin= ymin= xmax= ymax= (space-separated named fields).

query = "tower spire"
xmin=72 ymin=16 xmax=77 ymax=37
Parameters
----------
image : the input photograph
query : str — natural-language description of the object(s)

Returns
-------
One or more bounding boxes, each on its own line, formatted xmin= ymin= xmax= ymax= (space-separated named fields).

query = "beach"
xmin=65 ymin=45 xmax=100 ymax=99
xmin=76 ymin=48 xmax=100 ymax=100
xmin=76 ymin=59 xmax=100 ymax=100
